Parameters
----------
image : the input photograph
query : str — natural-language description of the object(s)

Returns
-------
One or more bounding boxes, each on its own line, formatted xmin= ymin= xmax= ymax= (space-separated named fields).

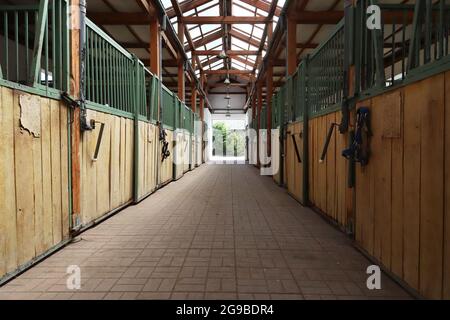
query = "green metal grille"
xmin=0 ymin=1 xmax=69 ymax=92
xmin=308 ymin=19 xmax=345 ymax=117
xmin=355 ymin=0 xmax=450 ymax=94
xmin=85 ymin=19 xmax=135 ymax=114
xmin=162 ymin=84 xmax=175 ymax=129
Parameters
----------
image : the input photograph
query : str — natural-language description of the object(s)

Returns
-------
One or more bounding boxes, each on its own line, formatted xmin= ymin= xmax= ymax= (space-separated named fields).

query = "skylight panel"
xmin=257 ymin=9 xmax=268 ymax=17
xmin=190 ymin=27 xmax=202 ymax=39
xmin=211 ymin=61 xmax=224 ymax=70
xmin=197 ymin=0 xmax=219 ymax=11
xmin=201 ymin=25 xmax=221 ymax=34
xmin=161 ymin=0 xmax=172 ymax=9
xmin=234 ymin=0 xmax=254 ymax=11
xmin=199 ymin=5 xmax=219 ymax=16
xmin=233 ymin=38 xmax=250 ymax=49
xmin=205 ymin=39 xmax=222 ymax=50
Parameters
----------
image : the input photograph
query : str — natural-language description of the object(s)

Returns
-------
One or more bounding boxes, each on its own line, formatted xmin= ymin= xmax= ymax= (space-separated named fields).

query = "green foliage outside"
xmin=212 ymin=122 xmax=246 ymax=157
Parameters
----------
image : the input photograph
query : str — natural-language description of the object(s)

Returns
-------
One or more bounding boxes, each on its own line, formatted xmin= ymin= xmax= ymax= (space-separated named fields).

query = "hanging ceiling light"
xmin=224 ymin=77 xmax=231 ymax=85
xmin=217 ymin=50 xmax=228 ymax=60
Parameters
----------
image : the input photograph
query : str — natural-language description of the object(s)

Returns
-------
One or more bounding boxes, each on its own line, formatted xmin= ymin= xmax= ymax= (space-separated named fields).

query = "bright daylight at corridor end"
xmin=0 ymin=0 xmax=449 ymax=314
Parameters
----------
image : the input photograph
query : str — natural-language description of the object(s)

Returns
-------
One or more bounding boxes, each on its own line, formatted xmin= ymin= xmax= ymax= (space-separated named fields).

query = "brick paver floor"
xmin=0 ymin=164 xmax=412 ymax=300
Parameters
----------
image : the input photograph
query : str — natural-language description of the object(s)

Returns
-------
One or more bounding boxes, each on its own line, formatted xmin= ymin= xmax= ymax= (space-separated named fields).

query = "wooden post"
xmin=267 ymin=60 xmax=273 ymax=158
xmin=177 ymin=22 xmax=185 ymax=102
xmin=70 ymin=0 xmax=81 ymax=228
xmin=191 ymin=58 xmax=197 ymax=113
xmin=267 ymin=22 xmax=273 ymax=158
xmin=287 ymin=18 xmax=297 ymax=76
xmin=150 ymin=19 xmax=161 ymax=77
xmin=257 ymin=80 xmax=263 ymax=168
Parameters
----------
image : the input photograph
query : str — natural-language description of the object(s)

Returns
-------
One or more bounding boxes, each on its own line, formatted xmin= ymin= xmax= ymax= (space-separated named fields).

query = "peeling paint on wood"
xmin=19 ymin=94 xmax=41 ymax=138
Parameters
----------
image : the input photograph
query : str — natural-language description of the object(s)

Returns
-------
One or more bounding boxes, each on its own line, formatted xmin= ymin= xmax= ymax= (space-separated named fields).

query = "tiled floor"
xmin=0 ymin=164 xmax=411 ymax=300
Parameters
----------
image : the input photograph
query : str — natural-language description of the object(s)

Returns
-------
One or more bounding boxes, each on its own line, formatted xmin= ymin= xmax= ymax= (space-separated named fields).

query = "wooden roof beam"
xmin=238 ymin=0 xmax=282 ymax=16
xmin=166 ymin=0 xmax=212 ymax=18
xmin=194 ymin=50 xmax=259 ymax=56
xmin=181 ymin=16 xmax=268 ymax=24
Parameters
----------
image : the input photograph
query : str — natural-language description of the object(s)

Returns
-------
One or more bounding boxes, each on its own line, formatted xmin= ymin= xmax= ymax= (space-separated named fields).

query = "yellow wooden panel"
xmin=40 ymin=98 xmax=53 ymax=250
xmin=32 ymin=97 xmax=44 ymax=254
xmin=372 ymin=93 xmax=392 ymax=268
xmin=126 ymin=119 xmax=134 ymax=201
xmin=382 ymin=91 xmax=402 ymax=139
xmin=96 ymin=112 xmax=111 ymax=216
xmin=403 ymin=80 xmax=423 ymax=291
xmin=60 ymin=104 xmax=70 ymax=240
xmin=308 ymin=121 xmax=315 ymax=205
xmin=14 ymin=91 xmax=36 ymax=266
xmin=336 ymin=126 xmax=347 ymax=227
xmin=355 ymin=99 xmax=374 ymax=255
xmin=326 ymin=113 xmax=336 ymax=220
xmin=444 ymin=70 xmax=450 ymax=300
xmin=391 ymin=90 xmax=405 ymax=278
xmin=110 ymin=116 xmax=121 ymax=209
xmin=418 ymin=74 xmax=445 ymax=299
xmin=50 ymin=99 xmax=62 ymax=245
xmin=318 ymin=116 xmax=327 ymax=212
xmin=119 ymin=117 xmax=126 ymax=204
xmin=82 ymin=110 xmax=98 ymax=224
xmin=0 ymin=87 xmax=17 ymax=274
xmin=286 ymin=123 xmax=295 ymax=197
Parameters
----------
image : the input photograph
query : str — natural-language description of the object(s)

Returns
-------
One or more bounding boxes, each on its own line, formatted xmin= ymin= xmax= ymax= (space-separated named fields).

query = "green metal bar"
xmin=55 ymin=0 xmax=62 ymax=89
xmin=370 ymin=0 xmax=385 ymax=88
xmin=106 ymin=44 xmax=110 ymax=106
xmin=133 ymin=57 xmax=140 ymax=203
xmin=14 ymin=11 xmax=19 ymax=81
xmin=25 ymin=11 xmax=29 ymax=78
xmin=30 ymin=0 xmax=49 ymax=85
xmin=424 ymin=0 xmax=432 ymax=64
xmin=51 ymin=0 xmax=56 ymax=88
xmin=63 ymin=0 xmax=70 ymax=92
xmin=86 ymin=28 xmax=90 ymax=100
xmin=99 ymin=34 xmax=104 ymax=105
xmin=4 ymin=11 xmax=8 ymax=80
xmin=95 ymin=34 xmax=99 ymax=103
xmin=407 ymin=0 xmax=423 ymax=72
xmin=44 ymin=11 xmax=49 ymax=87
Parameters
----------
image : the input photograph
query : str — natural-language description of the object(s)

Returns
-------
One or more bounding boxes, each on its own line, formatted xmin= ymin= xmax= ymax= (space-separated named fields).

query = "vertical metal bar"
xmin=402 ymin=9 xmax=406 ymax=80
xmin=25 ymin=11 xmax=29 ymax=80
xmin=424 ymin=0 xmax=432 ymax=64
xmin=95 ymin=34 xmax=99 ymax=103
xmin=99 ymin=37 xmax=104 ymax=104
xmin=4 ymin=11 xmax=9 ymax=80
xmin=408 ymin=0 xmax=422 ymax=72
xmin=86 ymin=28 xmax=90 ymax=101
xmin=438 ymin=0 xmax=444 ymax=59
xmin=133 ymin=57 xmax=140 ymax=203
xmin=371 ymin=0 xmax=385 ymax=88
xmin=63 ymin=0 xmax=70 ymax=92
xmin=391 ymin=16 xmax=396 ymax=86
xmin=44 ymin=11 xmax=49 ymax=87
xmin=15 ymin=11 xmax=19 ymax=82
xmin=30 ymin=0 xmax=49 ymax=85
xmin=113 ymin=49 xmax=118 ymax=109
xmin=52 ymin=0 xmax=56 ymax=87
xmin=105 ymin=43 xmax=109 ymax=107
xmin=56 ymin=0 xmax=62 ymax=89
xmin=120 ymin=56 xmax=125 ymax=111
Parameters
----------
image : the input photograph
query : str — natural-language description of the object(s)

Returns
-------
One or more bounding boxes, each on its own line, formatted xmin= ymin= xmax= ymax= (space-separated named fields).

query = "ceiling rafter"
xmin=169 ymin=0 xmax=204 ymax=73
